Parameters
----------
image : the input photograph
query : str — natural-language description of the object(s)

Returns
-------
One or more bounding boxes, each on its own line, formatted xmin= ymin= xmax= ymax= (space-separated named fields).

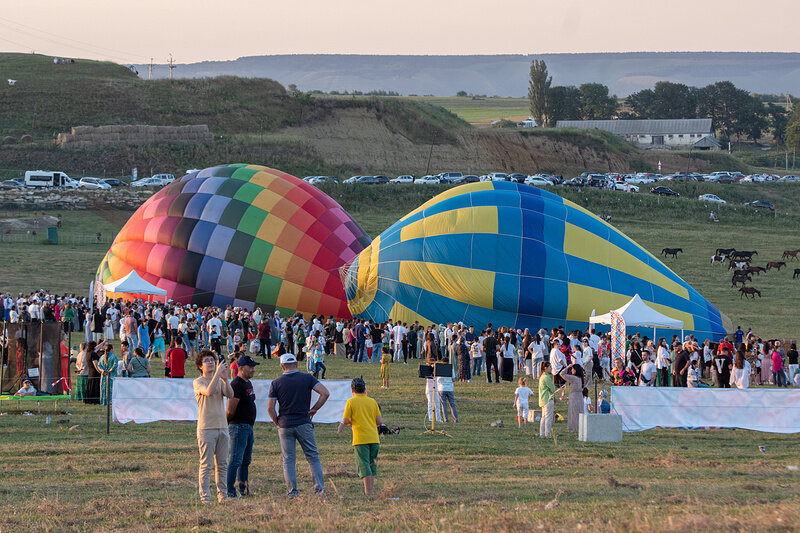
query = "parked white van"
xmin=24 ymin=170 xmax=78 ymax=188
xmin=152 ymin=173 xmax=175 ymax=185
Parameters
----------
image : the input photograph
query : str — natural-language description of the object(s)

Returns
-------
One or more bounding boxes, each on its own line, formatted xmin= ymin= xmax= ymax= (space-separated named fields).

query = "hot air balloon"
xmin=343 ymin=181 xmax=728 ymax=339
xmin=97 ymin=164 xmax=371 ymax=317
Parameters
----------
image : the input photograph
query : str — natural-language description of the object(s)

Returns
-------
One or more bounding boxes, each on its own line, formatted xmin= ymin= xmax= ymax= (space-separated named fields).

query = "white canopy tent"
xmin=589 ymin=293 xmax=684 ymax=340
xmin=104 ymin=270 xmax=168 ymax=303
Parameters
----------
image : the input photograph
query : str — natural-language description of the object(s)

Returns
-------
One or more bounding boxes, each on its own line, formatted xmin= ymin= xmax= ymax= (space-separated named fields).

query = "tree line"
xmin=528 ymin=59 xmax=793 ymax=145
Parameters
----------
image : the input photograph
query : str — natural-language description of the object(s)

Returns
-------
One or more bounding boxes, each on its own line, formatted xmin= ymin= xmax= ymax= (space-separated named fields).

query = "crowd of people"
xmin=2 ymin=290 xmax=799 ymax=499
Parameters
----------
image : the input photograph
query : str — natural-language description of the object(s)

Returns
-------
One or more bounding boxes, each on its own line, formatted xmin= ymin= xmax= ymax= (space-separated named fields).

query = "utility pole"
xmin=168 ymin=54 xmax=176 ymax=80
xmin=149 ymin=57 xmax=153 ymax=80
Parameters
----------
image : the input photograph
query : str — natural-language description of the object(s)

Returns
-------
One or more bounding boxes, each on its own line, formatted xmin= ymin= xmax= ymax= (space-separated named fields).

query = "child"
xmin=582 ymin=387 xmax=592 ymax=414
xmin=338 ymin=377 xmax=384 ymax=496
xmin=226 ymin=329 xmax=235 ymax=355
xmin=313 ymin=341 xmax=326 ymax=379
xmin=365 ymin=337 xmax=373 ymax=363
xmin=15 ymin=378 xmax=37 ymax=397
xmin=380 ymin=346 xmax=390 ymax=389
xmin=514 ymin=376 xmax=534 ymax=428
xmin=233 ymin=329 xmax=242 ymax=350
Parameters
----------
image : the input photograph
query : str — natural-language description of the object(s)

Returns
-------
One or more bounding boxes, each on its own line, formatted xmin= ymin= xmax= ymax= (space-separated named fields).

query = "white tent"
xmin=104 ymin=270 xmax=167 ymax=303
xmin=589 ymin=294 xmax=684 ymax=339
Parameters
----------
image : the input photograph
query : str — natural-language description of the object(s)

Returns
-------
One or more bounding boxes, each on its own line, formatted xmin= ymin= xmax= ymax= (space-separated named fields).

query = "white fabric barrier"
xmin=612 ymin=386 xmax=800 ymax=434
xmin=112 ymin=377 xmax=351 ymax=424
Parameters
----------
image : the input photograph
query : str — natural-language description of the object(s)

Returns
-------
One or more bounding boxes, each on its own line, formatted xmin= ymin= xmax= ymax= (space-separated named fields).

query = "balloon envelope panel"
xmin=343 ymin=181 xmax=727 ymax=339
xmin=98 ymin=164 xmax=371 ymax=316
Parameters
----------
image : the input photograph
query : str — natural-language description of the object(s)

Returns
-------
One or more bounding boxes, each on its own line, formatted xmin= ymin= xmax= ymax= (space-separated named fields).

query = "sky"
xmin=2 ymin=0 xmax=800 ymax=64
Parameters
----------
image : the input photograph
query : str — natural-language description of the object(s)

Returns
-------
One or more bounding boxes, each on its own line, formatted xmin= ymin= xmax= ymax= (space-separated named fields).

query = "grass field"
xmin=0 ymin=356 xmax=798 ymax=532
xmin=410 ymin=96 xmax=531 ymax=125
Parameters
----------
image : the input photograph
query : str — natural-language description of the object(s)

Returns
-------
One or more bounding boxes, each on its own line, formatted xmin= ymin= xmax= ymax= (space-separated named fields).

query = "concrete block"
xmin=578 ymin=413 xmax=622 ymax=442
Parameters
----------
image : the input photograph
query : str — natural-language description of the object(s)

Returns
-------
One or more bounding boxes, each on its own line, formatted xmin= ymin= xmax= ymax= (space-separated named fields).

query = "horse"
xmin=661 ymin=248 xmax=683 ymax=258
xmin=716 ymin=247 xmax=736 ymax=258
xmin=732 ymin=269 xmax=750 ymax=278
xmin=747 ymin=265 xmax=766 ymax=276
xmin=794 ymin=268 xmax=800 ymax=279
xmin=739 ymin=287 xmax=761 ymax=299
xmin=766 ymin=261 xmax=786 ymax=271
xmin=728 ymin=260 xmax=750 ymax=271
xmin=731 ymin=274 xmax=752 ymax=287
xmin=781 ymin=249 xmax=800 ymax=261
xmin=732 ymin=250 xmax=757 ymax=260
xmin=711 ymin=255 xmax=725 ymax=265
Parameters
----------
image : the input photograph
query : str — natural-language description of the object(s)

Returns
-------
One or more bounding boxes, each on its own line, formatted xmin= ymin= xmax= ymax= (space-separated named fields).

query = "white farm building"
xmin=556 ymin=119 xmax=720 ymax=150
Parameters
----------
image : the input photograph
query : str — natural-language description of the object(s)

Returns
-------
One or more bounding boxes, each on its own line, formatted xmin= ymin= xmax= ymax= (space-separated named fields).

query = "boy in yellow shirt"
xmin=338 ymin=377 xmax=384 ymax=495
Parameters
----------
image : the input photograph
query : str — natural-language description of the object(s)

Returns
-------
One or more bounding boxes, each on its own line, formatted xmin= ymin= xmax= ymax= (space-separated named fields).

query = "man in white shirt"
xmin=639 ymin=351 xmax=656 ymax=386
xmin=589 ymin=330 xmax=601 ymax=352
xmin=206 ymin=313 xmax=223 ymax=336
xmin=28 ymin=302 xmax=40 ymax=320
xmin=391 ymin=322 xmax=406 ymax=363
xmin=549 ymin=339 xmax=567 ymax=384
xmin=152 ymin=306 xmax=163 ymax=323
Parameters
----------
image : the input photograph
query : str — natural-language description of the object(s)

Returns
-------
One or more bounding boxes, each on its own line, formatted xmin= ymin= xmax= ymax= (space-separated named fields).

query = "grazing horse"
xmin=739 ymin=287 xmax=761 ymax=299
xmin=732 ymin=250 xmax=758 ymax=260
xmin=731 ymin=274 xmax=752 ymax=287
xmin=711 ymin=255 xmax=725 ymax=265
xmin=728 ymin=260 xmax=750 ymax=271
xmin=733 ymin=269 xmax=750 ymax=278
xmin=716 ymin=247 xmax=736 ymax=258
xmin=747 ymin=265 xmax=766 ymax=275
xmin=766 ymin=261 xmax=786 ymax=271
xmin=661 ymin=247 xmax=683 ymax=258
xmin=782 ymin=249 xmax=800 ymax=261
xmin=794 ymin=268 xmax=800 ymax=279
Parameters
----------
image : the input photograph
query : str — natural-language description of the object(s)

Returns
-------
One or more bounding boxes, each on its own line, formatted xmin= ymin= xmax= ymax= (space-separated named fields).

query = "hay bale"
xmin=2 ymin=135 xmax=16 ymax=145
xmin=19 ymin=134 xmax=33 ymax=144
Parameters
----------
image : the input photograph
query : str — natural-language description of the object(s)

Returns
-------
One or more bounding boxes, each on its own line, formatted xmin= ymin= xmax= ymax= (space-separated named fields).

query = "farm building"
xmin=555 ymin=119 xmax=720 ymax=149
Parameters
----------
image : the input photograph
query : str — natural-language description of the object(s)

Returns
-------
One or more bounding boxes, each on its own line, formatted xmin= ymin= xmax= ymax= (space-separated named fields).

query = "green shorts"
xmin=354 ymin=443 xmax=379 ymax=478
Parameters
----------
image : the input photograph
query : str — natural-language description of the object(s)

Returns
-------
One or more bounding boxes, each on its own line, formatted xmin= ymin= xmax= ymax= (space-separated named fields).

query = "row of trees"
xmin=528 ymin=59 xmax=793 ymax=144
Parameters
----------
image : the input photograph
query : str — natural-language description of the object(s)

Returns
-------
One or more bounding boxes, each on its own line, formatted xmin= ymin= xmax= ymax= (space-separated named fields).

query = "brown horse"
xmin=728 ymin=260 xmax=750 ymax=271
xmin=747 ymin=265 xmax=766 ymax=275
xmin=781 ymin=249 xmax=800 ymax=261
xmin=661 ymin=247 xmax=683 ymax=258
xmin=731 ymin=274 xmax=752 ymax=287
xmin=766 ymin=261 xmax=786 ymax=271
xmin=739 ymin=287 xmax=761 ymax=299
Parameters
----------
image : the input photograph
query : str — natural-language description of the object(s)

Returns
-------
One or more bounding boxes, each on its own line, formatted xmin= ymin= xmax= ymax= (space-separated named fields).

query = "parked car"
xmin=438 ymin=172 xmax=463 ymax=183
xmin=744 ymin=200 xmax=775 ymax=211
xmin=562 ymin=176 xmax=587 ymax=187
xmin=79 ymin=177 xmax=111 ymax=190
xmin=131 ymin=177 xmax=164 ymax=187
xmin=152 ymin=173 xmax=175 ymax=185
xmin=391 ymin=175 xmax=415 ymax=183
xmin=524 ymin=176 xmax=552 ymax=187
xmin=612 ymin=181 xmax=639 ymax=192
xmin=0 ymin=178 xmax=25 ymax=189
xmin=587 ymin=174 xmax=609 ymax=188
xmin=650 ymin=186 xmax=680 ymax=197
xmin=450 ymin=175 xmax=479 ymax=184
xmin=780 ymin=175 xmax=800 ymax=182
xmin=507 ymin=173 xmax=527 ymax=183
xmin=698 ymin=194 xmax=726 ymax=204
xmin=24 ymin=170 xmax=77 ymax=188
xmin=102 ymin=178 xmax=128 ymax=187
xmin=372 ymin=175 xmax=389 ymax=185
xmin=415 ymin=175 xmax=441 ymax=185
xmin=628 ymin=173 xmax=656 ymax=184
xmin=486 ymin=172 xmax=509 ymax=181
xmin=308 ymin=176 xmax=339 ymax=184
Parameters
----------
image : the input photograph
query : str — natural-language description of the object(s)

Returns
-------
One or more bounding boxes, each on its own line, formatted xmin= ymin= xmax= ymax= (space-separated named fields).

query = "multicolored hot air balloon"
xmin=97 ymin=164 xmax=371 ymax=317
xmin=343 ymin=181 xmax=728 ymax=339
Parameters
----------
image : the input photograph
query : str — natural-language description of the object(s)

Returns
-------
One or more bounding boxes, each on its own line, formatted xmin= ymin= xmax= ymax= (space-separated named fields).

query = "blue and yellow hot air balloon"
xmin=342 ymin=181 xmax=728 ymax=339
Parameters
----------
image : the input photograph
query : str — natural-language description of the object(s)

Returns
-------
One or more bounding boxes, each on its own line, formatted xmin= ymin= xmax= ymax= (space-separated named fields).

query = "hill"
xmin=136 ymin=52 xmax=800 ymax=97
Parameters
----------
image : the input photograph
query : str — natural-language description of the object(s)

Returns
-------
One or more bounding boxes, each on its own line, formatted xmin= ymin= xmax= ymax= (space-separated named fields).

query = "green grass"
xmin=0 ymin=356 xmax=798 ymax=531
xmin=410 ymin=96 xmax=530 ymax=124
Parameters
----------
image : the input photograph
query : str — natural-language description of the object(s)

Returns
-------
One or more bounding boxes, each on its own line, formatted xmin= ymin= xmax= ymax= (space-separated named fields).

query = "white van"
xmin=152 ymin=173 xmax=175 ymax=185
xmin=24 ymin=170 xmax=78 ymax=188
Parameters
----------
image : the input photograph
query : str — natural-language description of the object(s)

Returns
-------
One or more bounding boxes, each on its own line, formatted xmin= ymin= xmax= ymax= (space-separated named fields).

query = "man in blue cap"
xmin=226 ymin=354 xmax=259 ymax=498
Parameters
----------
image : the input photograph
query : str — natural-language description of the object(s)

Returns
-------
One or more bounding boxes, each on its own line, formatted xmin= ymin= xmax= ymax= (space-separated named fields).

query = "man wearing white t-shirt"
xmin=639 ymin=352 xmax=656 ymax=386
xmin=28 ymin=302 xmax=40 ymax=321
xmin=589 ymin=330 xmax=601 ymax=352
xmin=391 ymin=322 xmax=406 ymax=363
xmin=549 ymin=339 xmax=567 ymax=385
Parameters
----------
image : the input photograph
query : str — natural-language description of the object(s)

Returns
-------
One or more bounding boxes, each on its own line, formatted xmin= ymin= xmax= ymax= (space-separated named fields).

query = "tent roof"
xmin=589 ymin=294 xmax=683 ymax=329
xmin=104 ymin=270 xmax=167 ymax=296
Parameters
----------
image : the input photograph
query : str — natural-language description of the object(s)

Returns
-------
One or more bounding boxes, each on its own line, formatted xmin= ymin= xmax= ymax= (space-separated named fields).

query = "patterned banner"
xmin=610 ymin=310 xmax=626 ymax=361
xmin=113 ymin=378 xmax=351 ymax=424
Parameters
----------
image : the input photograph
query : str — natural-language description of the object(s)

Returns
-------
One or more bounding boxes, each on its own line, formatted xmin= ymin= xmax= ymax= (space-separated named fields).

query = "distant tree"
xmin=579 ymin=83 xmax=617 ymax=119
xmin=528 ymin=59 xmax=552 ymax=126
xmin=767 ymin=102 xmax=789 ymax=145
xmin=784 ymin=108 xmax=800 ymax=152
xmin=287 ymin=83 xmax=298 ymax=93
xmin=734 ymin=94 xmax=768 ymax=141
xmin=697 ymin=81 xmax=743 ymax=137
xmin=626 ymin=88 xmax=657 ymax=118
xmin=547 ymin=85 xmax=582 ymax=123
xmin=651 ymin=82 xmax=697 ymax=118
xmin=456 ymin=90 xmax=468 ymax=97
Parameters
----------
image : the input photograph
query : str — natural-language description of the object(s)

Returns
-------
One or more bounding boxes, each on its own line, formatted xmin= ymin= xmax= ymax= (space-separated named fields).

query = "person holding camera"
xmin=193 ymin=349 xmax=234 ymax=504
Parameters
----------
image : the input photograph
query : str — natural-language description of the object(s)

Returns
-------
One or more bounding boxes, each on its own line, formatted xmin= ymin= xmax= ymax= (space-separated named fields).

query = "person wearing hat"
xmin=15 ymin=378 xmax=37 ymax=397
xmin=226 ymin=355 xmax=259 ymax=498
xmin=267 ymin=353 xmax=330 ymax=498
xmin=338 ymin=377 xmax=384 ymax=496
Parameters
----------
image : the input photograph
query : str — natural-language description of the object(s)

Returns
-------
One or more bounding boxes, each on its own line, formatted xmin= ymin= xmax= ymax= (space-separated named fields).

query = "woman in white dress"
xmin=103 ymin=317 xmax=115 ymax=341
xmin=730 ymin=349 xmax=751 ymax=389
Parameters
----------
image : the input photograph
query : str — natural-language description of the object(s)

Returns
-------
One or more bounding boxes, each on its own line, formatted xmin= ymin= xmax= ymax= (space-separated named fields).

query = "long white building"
xmin=556 ymin=119 xmax=720 ymax=149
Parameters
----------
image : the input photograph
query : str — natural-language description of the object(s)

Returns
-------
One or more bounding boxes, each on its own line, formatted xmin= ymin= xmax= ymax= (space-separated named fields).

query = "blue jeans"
xmin=227 ymin=423 xmax=254 ymax=497
xmin=355 ymin=340 xmax=366 ymax=362
xmin=278 ymin=423 xmax=324 ymax=496
xmin=471 ymin=356 xmax=482 ymax=376
xmin=314 ymin=361 xmax=326 ymax=379
xmin=439 ymin=390 xmax=458 ymax=422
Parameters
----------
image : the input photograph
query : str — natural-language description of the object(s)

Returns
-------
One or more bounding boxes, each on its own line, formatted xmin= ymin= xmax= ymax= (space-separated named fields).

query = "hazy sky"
xmin=2 ymin=1 xmax=799 ymax=64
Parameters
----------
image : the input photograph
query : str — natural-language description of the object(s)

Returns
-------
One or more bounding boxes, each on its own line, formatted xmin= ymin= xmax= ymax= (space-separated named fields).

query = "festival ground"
xmin=1 ymin=356 xmax=798 ymax=532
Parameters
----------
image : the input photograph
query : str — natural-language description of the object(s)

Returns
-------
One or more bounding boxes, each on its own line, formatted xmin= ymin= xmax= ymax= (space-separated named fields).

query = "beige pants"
xmin=197 ymin=428 xmax=230 ymax=503
xmin=540 ymin=400 xmax=554 ymax=438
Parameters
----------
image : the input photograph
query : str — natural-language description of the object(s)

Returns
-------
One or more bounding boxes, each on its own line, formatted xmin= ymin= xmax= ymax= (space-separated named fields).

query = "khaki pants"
xmin=540 ymin=400 xmax=554 ymax=438
xmin=197 ymin=428 xmax=230 ymax=503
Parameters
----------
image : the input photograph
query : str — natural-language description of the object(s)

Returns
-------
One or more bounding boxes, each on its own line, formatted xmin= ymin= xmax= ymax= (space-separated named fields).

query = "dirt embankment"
xmin=280 ymin=107 xmax=720 ymax=175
